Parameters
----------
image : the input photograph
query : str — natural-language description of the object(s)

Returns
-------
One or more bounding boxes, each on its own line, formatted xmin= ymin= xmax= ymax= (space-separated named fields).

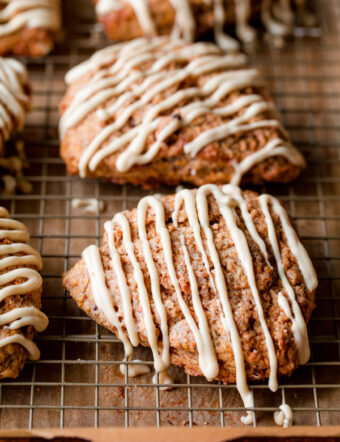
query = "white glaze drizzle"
xmin=96 ymin=0 xmax=121 ymax=16
xmin=82 ymin=244 xmax=133 ymax=359
xmin=235 ymin=0 xmax=257 ymax=45
xmin=71 ymin=198 xmax=105 ymax=215
xmin=194 ymin=184 xmax=254 ymax=424
xmin=152 ymin=370 xmax=174 ymax=390
xmin=125 ymin=0 xmax=155 ymax=36
xmin=119 ymin=360 xmax=151 ymax=377
xmin=95 ymin=0 xmax=300 ymax=47
xmin=61 ymin=38 xmax=305 ymax=182
xmin=0 ymin=0 xmax=60 ymax=36
xmin=0 ymin=57 xmax=29 ymax=152
xmin=231 ymin=138 xmax=305 ymax=186
xmin=261 ymin=0 xmax=292 ymax=37
xmin=0 ymin=333 xmax=40 ymax=359
xmin=198 ymin=185 xmax=278 ymax=392
xmin=82 ymin=184 xmax=317 ymax=423
xmin=104 ymin=220 xmax=139 ymax=348
xmin=0 ymin=206 xmax=48 ymax=360
xmin=211 ymin=0 xmax=240 ymax=51
xmin=112 ymin=209 xmax=169 ymax=373
xmin=274 ymin=403 xmax=293 ymax=427
xmin=169 ymin=0 xmax=195 ymax=42
xmin=258 ymin=194 xmax=315 ymax=364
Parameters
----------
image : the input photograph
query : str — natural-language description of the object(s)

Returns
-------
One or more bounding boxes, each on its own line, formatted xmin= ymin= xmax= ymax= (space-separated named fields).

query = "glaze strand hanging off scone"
xmin=0 ymin=207 xmax=48 ymax=379
xmin=63 ymin=184 xmax=317 ymax=424
xmin=60 ymin=38 xmax=305 ymax=189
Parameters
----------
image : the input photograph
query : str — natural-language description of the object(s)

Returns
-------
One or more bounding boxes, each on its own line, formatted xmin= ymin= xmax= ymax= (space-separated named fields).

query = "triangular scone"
xmin=63 ymin=184 xmax=317 ymax=418
xmin=0 ymin=207 xmax=48 ymax=379
xmin=60 ymin=38 xmax=305 ymax=189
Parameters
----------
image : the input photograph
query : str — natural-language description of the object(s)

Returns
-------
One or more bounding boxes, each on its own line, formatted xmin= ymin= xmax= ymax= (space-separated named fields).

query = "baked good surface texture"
xmin=0 ymin=0 xmax=61 ymax=56
xmin=63 ymin=184 xmax=318 ymax=425
xmin=93 ymin=0 xmax=315 ymax=49
xmin=0 ymin=57 xmax=30 ymax=157
xmin=60 ymin=38 xmax=305 ymax=189
xmin=0 ymin=206 xmax=48 ymax=379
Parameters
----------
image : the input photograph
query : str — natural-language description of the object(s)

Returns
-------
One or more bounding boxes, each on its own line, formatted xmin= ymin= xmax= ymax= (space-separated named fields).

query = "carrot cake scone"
xmin=0 ymin=57 xmax=30 ymax=157
xmin=63 ymin=184 xmax=317 ymax=425
xmin=60 ymin=38 xmax=305 ymax=189
xmin=0 ymin=207 xmax=48 ymax=379
xmin=0 ymin=0 xmax=61 ymax=56
xmin=93 ymin=0 xmax=315 ymax=49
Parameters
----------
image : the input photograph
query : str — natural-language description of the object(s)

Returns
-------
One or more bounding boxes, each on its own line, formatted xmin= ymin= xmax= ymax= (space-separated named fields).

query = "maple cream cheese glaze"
xmin=0 ymin=0 xmax=61 ymax=56
xmin=0 ymin=57 xmax=30 ymax=156
xmin=60 ymin=38 xmax=305 ymax=188
xmin=63 ymin=184 xmax=318 ymax=426
xmin=0 ymin=207 xmax=48 ymax=378
xmin=94 ymin=0 xmax=314 ymax=49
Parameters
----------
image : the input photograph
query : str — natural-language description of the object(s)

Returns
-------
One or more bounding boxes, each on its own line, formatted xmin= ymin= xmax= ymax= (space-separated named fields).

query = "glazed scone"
xmin=0 ymin=207 xmax=48 ymax=379
xmin=63 ymin=184 xmax=317 ymax=424
xmin=0 ymin=0 xmax=61 ymax=56
xmin=93 ymin=0 xmax=315 ymax=49
xmin=60 ymin=38 xmax=305 ymax=189
xmin=0 ymin=57 xmax=30 ymax=157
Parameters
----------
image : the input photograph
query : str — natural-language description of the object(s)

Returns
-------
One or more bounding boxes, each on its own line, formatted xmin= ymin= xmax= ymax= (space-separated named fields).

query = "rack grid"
xmin=0 ymin=0 xmax=339 ymax=429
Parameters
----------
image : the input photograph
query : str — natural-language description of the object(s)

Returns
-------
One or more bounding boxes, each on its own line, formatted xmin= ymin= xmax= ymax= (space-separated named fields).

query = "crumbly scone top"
xmin=0 ymin=206 xmax=48 ymax=360
xmin=81 ymin=184 xmax=317 ymax=425
xmin=60 ymin=37 xmax=305 ymax=182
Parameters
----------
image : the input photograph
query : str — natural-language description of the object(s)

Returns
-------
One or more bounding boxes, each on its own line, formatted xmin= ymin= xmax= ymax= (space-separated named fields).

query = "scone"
xmin=63 ymin=183 xmax=317 ymax=424
xmin=0 ymin=57 xmax=30 ymax=157
xmin=93 ymin=0 xmax=315 ymax=49
xmin=0 ymin=0 xmax=61 ymax=56
xmin=0 ymin=207 xmax=48 ymax=379
xmin=60 ymin=38 xmax=305 ymax=189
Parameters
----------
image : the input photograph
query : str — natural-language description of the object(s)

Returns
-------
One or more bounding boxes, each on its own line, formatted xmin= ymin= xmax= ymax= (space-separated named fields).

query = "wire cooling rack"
xmin=0 ymin=0 xmax=339 ymax=430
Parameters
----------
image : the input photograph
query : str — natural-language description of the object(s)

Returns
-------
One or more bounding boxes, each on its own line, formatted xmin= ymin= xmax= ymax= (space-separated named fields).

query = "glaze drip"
xmin=95 ymin=0 xmax=311 ymax=47
xmin=274 ymin=403 xmax=293 ymax=427
xmin=0 ymin=0 xmax=61 ymax=37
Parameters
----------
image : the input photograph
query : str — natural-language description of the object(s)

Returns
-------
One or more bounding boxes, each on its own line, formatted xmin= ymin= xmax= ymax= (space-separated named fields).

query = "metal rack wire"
xmin=0 ymin=0 xmax=339 ymax=429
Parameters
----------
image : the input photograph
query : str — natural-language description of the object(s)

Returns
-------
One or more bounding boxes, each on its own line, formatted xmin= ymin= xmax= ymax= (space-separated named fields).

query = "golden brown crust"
xmin=63 ymin=189 xmax=316 ymax=384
